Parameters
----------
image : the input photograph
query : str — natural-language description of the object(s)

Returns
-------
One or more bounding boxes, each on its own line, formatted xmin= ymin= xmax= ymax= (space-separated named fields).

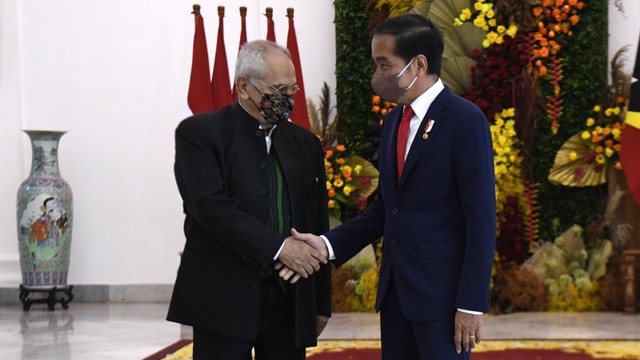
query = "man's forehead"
xmin=372 ymin=35 xmax=397 ymax=57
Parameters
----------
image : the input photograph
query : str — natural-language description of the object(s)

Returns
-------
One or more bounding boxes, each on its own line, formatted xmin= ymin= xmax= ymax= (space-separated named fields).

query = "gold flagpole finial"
xmin=192 ymin=4 xmax=201 ymax=28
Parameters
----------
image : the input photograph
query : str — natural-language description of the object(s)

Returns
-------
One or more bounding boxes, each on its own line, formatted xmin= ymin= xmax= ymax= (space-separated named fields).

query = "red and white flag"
xmin=232 ymin=6 xmax=248 ymax=101
xmin=621 ymin=40 xmax=640 ymax=211
xmin=187 ymin=5 xmax=214 ymax=114
xmin=211 ymin=6 xmax=233 ymax=110
xmin=265 ymin=7 xmax=276 ymax=42
xmin=286 ymin=8 xmax=310 ymax=129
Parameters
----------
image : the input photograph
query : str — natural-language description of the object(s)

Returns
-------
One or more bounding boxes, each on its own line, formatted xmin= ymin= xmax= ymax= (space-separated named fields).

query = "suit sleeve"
xmin=174 ymin=117 xmax=285 ymax=268
xmin=452 ymin=106 xmax=496 ymax=312
xmin=311 ymin=137 xmax=332 ymax=317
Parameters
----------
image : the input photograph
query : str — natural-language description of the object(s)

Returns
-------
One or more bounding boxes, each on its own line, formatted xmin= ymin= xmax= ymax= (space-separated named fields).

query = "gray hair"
xmin=234 ymin=40 xmax=291 ymax=84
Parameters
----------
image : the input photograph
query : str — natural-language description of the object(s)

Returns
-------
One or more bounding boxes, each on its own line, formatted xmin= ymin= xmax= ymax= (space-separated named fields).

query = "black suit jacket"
xmin=167 ymin=102 xmax=331 ymax=347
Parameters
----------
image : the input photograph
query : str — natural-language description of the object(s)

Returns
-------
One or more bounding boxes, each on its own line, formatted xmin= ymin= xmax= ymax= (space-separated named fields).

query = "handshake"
xmin=275 ymin=228 xmax=329 ymax=284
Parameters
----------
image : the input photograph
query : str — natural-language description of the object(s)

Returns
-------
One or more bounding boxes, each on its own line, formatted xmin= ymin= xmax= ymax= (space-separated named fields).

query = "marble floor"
xmin=0 ymin=302 xmax=638 ymax=360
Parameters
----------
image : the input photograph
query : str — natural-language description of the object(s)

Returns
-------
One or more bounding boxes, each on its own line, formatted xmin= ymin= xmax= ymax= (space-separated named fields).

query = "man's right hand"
xmin=291 ymin=228 xmax=329 ymax=258
xmin=277 ymin=231 xmax=327 ymax=279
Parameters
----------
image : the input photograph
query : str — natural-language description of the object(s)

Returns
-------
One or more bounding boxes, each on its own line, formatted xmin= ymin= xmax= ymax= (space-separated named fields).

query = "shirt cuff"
xmin=273 ymin=238 xmax=286 ymax=260
xmin=320 ymin=235 xmax=336 ymax=260
xmin=457 ymin=308 xmax=483 ymax=315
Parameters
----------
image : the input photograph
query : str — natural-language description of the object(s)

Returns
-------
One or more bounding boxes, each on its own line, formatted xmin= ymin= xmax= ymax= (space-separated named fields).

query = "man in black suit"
xmin=167 ymin=40 xmax=331 ymax=359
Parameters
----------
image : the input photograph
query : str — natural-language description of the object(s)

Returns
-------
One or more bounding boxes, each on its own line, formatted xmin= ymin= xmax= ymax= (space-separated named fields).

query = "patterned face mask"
xmin=250 ymin=85 xmax=295 ymax=126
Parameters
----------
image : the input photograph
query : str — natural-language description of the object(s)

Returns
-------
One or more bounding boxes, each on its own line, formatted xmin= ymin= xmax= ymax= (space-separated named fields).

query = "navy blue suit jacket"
xmin=326 ymin=86 xmax=496 ymax=321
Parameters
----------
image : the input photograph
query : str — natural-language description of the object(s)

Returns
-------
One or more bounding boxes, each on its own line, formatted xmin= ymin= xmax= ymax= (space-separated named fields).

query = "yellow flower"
xmin=612 ymin=128 xmax=621 ymax=139
xmin=586 ymin=118 xmax=595 ymax=126
xmin=488 ymin=19 xmax=497 ymax=27
xmin=487 ymin=32 xmax=499 ymax=43
xmin=495 ymin=118 xmax=505 ymax=127
xmin=482 ymin=39 xmax=491 ymax=48
xmin=593 ymin=105 xmax=601 ymax=112
xmin=505 ymin=108 xmax=516 ymax=118
xmin=604 ymin=108 xmax=614 ymax=117
xmin=474 ymin=17 xmax=486 ymax=28
xmin=506 ymin=25 xmax=518 ymax=37
xmin=333 ymin=179 xmax=344 ymax=187
xmin=454 ymin=18 xmax=463 ymax=26
xmin=498 ymin=135 xmax=507 ymax=144
xmin=341 ymin=165 xmax=353 ymax=178
xmin=486 ymin=9 xmax=495 ymax=18
xmin=461 ymin=8 xmax=472 ymax=19
xmin=569 ymin=151 xmax=578 ymax=161
xmin=326 ymin=181 xmax=332 ymax=190
xmin=343 ymin=185 xmax=354 ymax=196
xmin=595 ymin=154 xmax=606 ymax=165
xmin=474 ymin=2 xmax=483 ymax=10
xmin=605 ymin=148 xmax=614 ymax=157
xmin=581 ymin=131 xmax=591 ymax=140
xmin=497 ymin=25 xmax=506 ymax=34
xmin=354 ymin=165 xmax=363 ymax=174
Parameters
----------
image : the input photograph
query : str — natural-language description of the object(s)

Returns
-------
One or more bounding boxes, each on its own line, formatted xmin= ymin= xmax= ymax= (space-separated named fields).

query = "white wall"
xmin=2 ymin=1 xmax=635 ymax=287
xmin=609 ymin=1 xmax=640 ymax=75
xmin=0 ymin=0 xmax=336 ymax=285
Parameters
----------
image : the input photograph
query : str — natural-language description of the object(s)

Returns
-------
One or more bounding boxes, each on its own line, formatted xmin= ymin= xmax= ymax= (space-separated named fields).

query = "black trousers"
xmin=192 ymin=278 xmax=305 ymax=360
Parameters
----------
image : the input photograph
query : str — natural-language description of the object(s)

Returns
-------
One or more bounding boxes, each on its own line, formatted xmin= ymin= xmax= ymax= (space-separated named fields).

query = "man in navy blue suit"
xmin=287 ymin=14 xmax=496 ymax=359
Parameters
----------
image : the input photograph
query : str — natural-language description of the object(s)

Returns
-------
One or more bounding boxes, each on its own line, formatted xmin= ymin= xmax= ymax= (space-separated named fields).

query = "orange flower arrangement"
xmin=531 ymin=0 xmax=584 ymax=76
xmin=548 ymin=98 xmax=626 ymax=187
xmin=371 ymin=95 xmax=397 ymax=126
xmin=578 ymin=102 xmax=625 ymax=170
xmin=325 ymin=145 xmax=379 ymax=221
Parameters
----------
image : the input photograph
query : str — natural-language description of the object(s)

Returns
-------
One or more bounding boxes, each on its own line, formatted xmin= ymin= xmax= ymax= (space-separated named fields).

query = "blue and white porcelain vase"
xmin=16 ymin=130 xmax=73 ymax=288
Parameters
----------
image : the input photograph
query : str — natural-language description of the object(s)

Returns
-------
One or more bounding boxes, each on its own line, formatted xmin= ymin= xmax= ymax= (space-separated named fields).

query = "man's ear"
xmin=415 ymin=54 xmax=429 ymax=76
xmin=236 ymin=77 xmax=250 ymax=99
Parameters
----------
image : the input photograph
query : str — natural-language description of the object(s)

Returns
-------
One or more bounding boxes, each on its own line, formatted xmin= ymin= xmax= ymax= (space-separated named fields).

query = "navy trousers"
xmin=380 ymin=277 xmax=471 ymax=360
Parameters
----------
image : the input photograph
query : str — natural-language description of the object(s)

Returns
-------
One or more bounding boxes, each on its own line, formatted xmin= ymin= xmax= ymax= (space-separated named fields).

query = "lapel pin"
xmin=423 ymin=119 xmax=435 ymax=140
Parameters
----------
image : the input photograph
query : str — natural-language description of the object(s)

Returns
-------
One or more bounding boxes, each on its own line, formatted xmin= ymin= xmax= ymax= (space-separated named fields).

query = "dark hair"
xmin=373 ymin=14 xmax=444 ymax=76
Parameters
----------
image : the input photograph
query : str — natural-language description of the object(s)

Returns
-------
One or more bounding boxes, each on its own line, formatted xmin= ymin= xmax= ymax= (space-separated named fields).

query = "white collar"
xmin=405 ymin=78 xmax=444 ymax=120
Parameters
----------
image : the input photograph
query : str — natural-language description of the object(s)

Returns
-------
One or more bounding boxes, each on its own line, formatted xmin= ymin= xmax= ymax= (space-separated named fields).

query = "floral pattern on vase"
xmin=16 ymin=130 xmax=73 ymax=288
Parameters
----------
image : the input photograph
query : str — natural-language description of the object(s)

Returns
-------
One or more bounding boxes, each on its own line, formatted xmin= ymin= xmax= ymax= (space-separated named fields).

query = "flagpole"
xmin=191 ymin=4 xmax=201 ymax=28
xmin=266 ymin=7 xmax=276 ymax=42
xmin=232 ymin=6 xmax=248 ymax=101
xmin=286 ymin=7 xmax=311 ymax=129
xmin=187 ymin=4 xmax=215 ymax=114
xmin=211 ymin=6 xmax=233 ymax=109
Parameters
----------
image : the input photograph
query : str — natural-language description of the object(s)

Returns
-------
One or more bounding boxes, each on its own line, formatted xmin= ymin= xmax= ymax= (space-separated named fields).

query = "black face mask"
xmin=370 ymin=57 xmax=417 ymax=102
xmin=250 ymin=85 xmax=295 ymax=126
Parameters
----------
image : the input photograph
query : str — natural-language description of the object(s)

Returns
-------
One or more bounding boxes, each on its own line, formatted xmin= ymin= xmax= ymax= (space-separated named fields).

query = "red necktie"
xmin=397 ymin=105 xmax=414 ymax=180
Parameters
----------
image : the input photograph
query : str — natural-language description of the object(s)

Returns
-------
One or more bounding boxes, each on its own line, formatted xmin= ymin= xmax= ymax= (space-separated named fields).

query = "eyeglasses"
xmin=254 ymin=78 xmax=300 ymax=95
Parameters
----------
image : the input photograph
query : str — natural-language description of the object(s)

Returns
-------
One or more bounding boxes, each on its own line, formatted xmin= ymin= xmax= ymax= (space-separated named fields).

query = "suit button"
xmin=390 ymin=239 xmax=398 ymax=246
xmin=259 ymin=161 xmax=267 ymax=168
xmin=259 ymin=189 xmax=266 ymax=196
xmin=391 ymin=208 xmax=399 ymax=215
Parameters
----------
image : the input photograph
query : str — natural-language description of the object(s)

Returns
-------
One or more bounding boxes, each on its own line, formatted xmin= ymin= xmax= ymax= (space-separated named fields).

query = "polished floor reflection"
xmin=0 ymin=303 xmax=638 ymax=359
